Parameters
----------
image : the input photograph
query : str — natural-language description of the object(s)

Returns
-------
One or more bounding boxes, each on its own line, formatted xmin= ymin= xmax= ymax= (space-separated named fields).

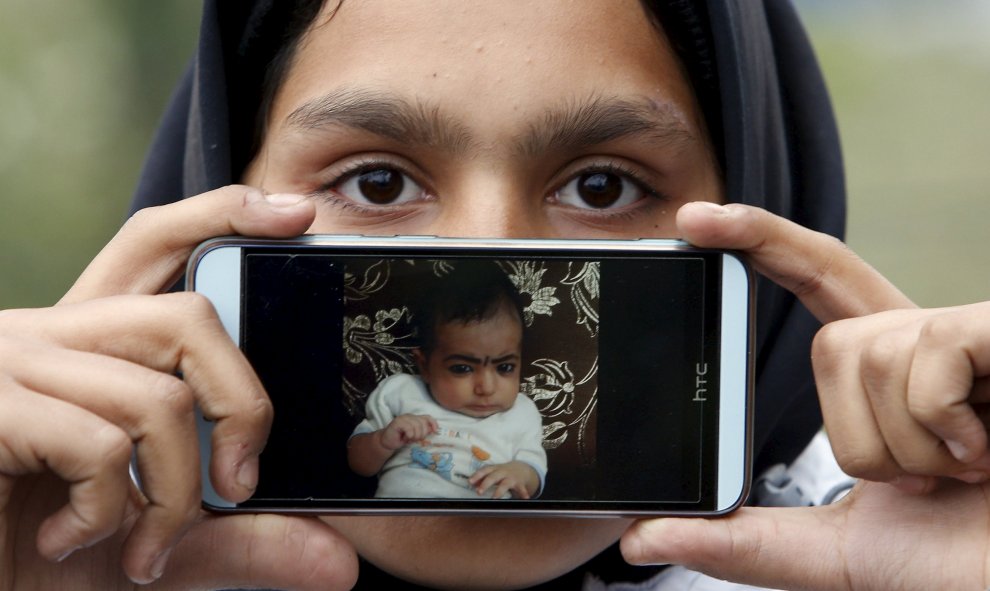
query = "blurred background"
xmin=1 ymin=1 xmax=988 ymax=309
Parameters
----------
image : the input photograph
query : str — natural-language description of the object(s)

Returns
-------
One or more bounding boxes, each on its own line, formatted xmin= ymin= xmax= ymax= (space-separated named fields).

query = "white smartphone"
xmin=187 ymin=235 xmax=754 ymax=516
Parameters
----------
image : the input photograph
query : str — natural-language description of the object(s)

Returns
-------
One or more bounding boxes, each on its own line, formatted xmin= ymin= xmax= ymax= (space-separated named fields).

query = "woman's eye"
xmin=331 ymin=166 xmax=426 ymax=206
xmin=554 ymin=171 xmax=648 ymax=210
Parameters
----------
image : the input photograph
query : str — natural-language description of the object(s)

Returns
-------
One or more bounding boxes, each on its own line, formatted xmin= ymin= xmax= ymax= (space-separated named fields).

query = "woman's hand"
xmin=621 ymin=202 xmax=990 ymax=591
xmin=813 ymin=303 xmax=990 ymax=492
xmin=0 ymin=186 xmax=357 ymax=590
xmin=622 ymin=479 xmax=990 ymax=591
xmin=679 ymin=202 xmax=990 ymax=487
xmin=674 ymin=201 xmax=914 ymax=323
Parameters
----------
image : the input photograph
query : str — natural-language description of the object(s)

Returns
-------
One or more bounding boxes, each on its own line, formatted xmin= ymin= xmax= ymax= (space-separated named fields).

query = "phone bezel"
xmin=187 ymin=235 xmax=754 ymax=517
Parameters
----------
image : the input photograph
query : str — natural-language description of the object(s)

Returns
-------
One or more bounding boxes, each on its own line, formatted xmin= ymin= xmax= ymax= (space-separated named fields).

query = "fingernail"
xmin=946 ymin=439 xmax=971 ymax=462
xmin=264 ymin=193 xmax=307 ymax=208
xmin=623 ymin=533 xmax=670 ymax=566
xmin=237 ymin=457 xmax=259 ymax=492
xmin=956 ymin=471 xmax=989 ymax=484
xmin=150 ymin=548 xmax=172 ymax=581
xmin=55 ymin=546 xmax=81 ymax=562
xmin=693 ymin=201 xmax=726 ymax=214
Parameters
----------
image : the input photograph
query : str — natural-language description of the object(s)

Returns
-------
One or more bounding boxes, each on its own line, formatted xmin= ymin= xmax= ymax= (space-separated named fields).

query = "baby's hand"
xmin=813 ymin=302 xmax=990 ymax=491
xmin=379 ymin=414 xmax=438 ymax=450
xmin=469 ymin=461 xmax=539 ymax=499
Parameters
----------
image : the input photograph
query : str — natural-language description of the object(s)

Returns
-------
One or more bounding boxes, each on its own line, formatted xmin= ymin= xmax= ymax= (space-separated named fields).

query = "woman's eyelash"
xmin=315 ymin=157 xmax=406 ymax=194
xmin=569 ymin=161 xmax=666 ymax=200
xmin=306 ymin=193 xmax=371 ymax=213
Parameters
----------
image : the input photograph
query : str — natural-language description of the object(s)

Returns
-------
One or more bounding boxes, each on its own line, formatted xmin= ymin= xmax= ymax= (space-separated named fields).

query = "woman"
xmin=1 ymin=1 xmax=986 ymax=590
xmin=131 ymin=2 xmax=840 ymax=583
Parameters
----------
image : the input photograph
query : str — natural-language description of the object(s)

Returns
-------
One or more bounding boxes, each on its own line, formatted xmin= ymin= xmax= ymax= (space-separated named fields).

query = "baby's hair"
xmin=413 ymin=261 xmax=525 ymax=355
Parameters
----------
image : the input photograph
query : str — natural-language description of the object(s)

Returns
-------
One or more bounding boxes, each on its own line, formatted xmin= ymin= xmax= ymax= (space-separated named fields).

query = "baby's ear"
xmin=412 ymin=348 xmax=429 ymax=381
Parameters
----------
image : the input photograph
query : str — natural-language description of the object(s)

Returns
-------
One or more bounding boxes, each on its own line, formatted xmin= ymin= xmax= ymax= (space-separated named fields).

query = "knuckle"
xmin=165 ymin=291 xmax=218 ymax=321
xmin=905 ymin=392 xmax=943 ymax=424
xmin=811 ymin=321 xmax=849 ymax=365
xmin=150 ymin=374 xmax=195 ymax=417
xmin=789 ymin=234 xmax=847 ymax=297
xmin=835 ymin=449 xmax=891 ymax=480
xmin=859 ymin=334 xmax=903 ymax=385
xmin=93 ymin=424 xmax=134 ymax=467
xmin=243 ymin=393 xmax=274 ymax=428
xmin=917 ymin=315 xmax=958 ymax=347
xmin=121 ymin=204 xmax=166 ymax=234
xmin=153 ymin=489 xmax=203 ymax=535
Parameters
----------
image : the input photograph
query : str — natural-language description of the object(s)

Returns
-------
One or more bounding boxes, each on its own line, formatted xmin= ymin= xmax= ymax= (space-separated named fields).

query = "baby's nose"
xmin=474 ymin=369 xmax=496 ymax=395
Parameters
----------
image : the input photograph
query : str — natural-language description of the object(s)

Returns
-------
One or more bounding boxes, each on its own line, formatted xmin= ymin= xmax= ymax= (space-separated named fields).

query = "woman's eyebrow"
xmin=284 ymin=88 xmax=696 ymax=154
xmin=516 ymin=95 xmax=697 ymax=156
xmin=285 ymin=88 xmax=474 ymax=153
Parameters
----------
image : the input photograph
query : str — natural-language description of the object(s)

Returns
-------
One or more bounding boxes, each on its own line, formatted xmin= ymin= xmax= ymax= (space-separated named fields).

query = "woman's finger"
xmin=908 ymin=303 xmax=990 ymax=466
xmin=3 ymin=293 xmax=272 ymax=503
xmin=622 ymin=480 xmax=990 ymax=591
xmin=812 ymin=314 xmax=904 ymax=481
xmin=621 ymin=504 xmax=849 ymax=590
xmin=62 ymin=185 xmax=315 ymax=304
xmin=860 ymin=322 xmax=960 ymax=477
xmin=676 ymin=202 xmax=915 ymax=322
xmin=150 ymin=514 xmax=358 ymax=591
xmin=0 ymin=380 xmax=132 ymax=566
xmin=4 ymin=336 xmax=203 ymax=581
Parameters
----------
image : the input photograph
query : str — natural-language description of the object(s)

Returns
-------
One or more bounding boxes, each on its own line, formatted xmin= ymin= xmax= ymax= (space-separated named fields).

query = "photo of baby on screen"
xmin=347 ymin=261 xmax=546 ymax=499
xmin=243 ymin=251 xmax=708 ymax=506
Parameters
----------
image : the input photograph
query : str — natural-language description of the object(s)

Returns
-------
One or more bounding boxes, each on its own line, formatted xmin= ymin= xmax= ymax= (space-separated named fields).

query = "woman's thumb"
xmin=621 ymin=505 xmax=847 ymax=591
xmin=151 ymin=514 xmax=358 ymax=591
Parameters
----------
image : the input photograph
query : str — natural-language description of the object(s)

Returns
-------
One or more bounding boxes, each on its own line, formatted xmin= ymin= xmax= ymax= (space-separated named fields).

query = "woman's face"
xmin=244 ymin=0 xmax=723 ymax=239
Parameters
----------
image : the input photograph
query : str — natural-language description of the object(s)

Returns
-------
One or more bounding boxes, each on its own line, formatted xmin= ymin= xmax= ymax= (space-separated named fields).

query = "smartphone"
xmin=187 ymin=235 xmax=754 ymax=516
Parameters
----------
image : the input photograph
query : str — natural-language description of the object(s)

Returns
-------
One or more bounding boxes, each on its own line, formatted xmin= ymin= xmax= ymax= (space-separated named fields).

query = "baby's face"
xmin=416 ymin=309 xmax=523 ymax=418
xmin=244 ymin=0 xmax=723 ymax=239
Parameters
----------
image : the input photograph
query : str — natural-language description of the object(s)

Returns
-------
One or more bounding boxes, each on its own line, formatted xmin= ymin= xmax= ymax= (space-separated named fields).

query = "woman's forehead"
xmin=269 ymin=0 xmax=705 ymax=144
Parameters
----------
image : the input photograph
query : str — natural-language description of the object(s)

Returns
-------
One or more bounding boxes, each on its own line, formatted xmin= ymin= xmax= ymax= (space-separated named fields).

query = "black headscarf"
xmin=131 ymin=0 xmax=844 ymax=586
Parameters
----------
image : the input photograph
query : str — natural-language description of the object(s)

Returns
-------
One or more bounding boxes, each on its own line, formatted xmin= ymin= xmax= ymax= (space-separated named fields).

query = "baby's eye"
xmin=330 ymin=166 xmax=427 ymax=206
xmin=447 ymin=364 xmax=473 ymax=375
xmin=553 ymin=170 xmax=652 ymax=210
xmin=496 ymin=363 xmax=517 ymax=375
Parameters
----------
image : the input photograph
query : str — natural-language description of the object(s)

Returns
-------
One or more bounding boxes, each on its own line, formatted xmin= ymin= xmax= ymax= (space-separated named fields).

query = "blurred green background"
xmin=0 ymin=0 xmax=199 ymax=308
xmin=797 ymin=0 xmax=990 ymax=307
xmin=1 ymin=1 xmax=988 ymax=309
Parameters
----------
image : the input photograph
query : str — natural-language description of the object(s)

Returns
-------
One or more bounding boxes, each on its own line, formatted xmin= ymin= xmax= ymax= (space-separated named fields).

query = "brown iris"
xmin=357 ymin=168 xmax=404 ymax=204
xmin=577 ymin=172 xmax=622 ymax=208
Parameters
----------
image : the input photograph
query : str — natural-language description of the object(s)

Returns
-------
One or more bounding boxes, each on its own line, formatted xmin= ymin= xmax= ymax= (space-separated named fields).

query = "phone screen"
xmin=193 ymin=239 xmax=750 ymax=514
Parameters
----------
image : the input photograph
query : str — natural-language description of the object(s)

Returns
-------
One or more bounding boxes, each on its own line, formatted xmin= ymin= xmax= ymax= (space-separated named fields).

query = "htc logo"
xmin=693 ymin=363 xmax=709 ymax=402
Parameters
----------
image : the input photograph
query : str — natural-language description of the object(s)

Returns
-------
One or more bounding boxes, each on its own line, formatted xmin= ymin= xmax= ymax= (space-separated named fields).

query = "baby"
xmin=347 ymin=261 xmax=547 ymax=499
